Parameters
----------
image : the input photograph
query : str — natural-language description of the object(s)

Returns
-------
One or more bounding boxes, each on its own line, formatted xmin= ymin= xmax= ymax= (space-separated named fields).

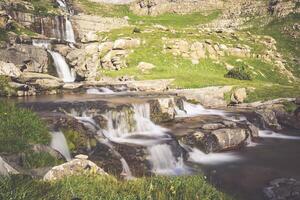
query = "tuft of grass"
xmin=225 ymin=66 xmax=252 ymax=80
xmin=0 ymin=101 xmax=50 ymax=153
xmin=0 ymin=174 xmax=232 ymax=200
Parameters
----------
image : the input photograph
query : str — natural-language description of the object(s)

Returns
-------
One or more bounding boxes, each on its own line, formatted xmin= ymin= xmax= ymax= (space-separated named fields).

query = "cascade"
xmin=120 ymin=158 xmax=134 ymax=180
xmin=50 ymin=131 xmax=72 ymax=161
xmin=147 ymin=144 xmax=187 ymax=175
xmin=65 ymin=16 xmax=76 ymax=43
xmin=87 ymin=88 xmax=115 ymax=95
xmin=48 ymin=50 xmax=76 ymax=82
xmin=259 ymin=130 xmax=300 ymax=140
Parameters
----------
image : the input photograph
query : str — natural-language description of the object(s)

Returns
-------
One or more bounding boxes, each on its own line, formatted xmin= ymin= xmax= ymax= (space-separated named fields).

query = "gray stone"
xmin=0 ymin=61 xmax=21 ymax=78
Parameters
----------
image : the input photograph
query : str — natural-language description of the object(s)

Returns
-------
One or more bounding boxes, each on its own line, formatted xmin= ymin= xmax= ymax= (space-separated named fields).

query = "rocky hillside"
xmin=0 ymin=0 xmax=299 ymax=101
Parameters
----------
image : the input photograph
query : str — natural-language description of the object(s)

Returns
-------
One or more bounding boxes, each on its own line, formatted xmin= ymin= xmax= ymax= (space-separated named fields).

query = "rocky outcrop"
xmin=231 ymin=88 xmax=247 ymax=104
xmin=43 ymin=154 xmax=107 ymax=181
xmin=164 ymin=38 xmax=251 ymax=64
xmin=0 ymin=44 xmax=50 ymax=73
xmin=181 ymin=120 xmax=254 ymax=153
xmin=130 ymin=0 xmax=224 ymax=16
xmin=174 ymin=86 xmax=233 ymax=108
xmin=72 ymin=14 xmax=129 ymax=41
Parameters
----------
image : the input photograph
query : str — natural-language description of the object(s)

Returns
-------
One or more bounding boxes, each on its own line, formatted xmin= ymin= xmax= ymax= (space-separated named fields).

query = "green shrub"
xmin=0 ymin=101 xmax=50 ymax=153
xmin=0 ymin=75 xmax=11 ymax=96
xmin=0 ymin=174 xmax=232 ymax=200
xmin=225 ymin=66 xmax=252 ymax=80
xmin=22 ymin=151 xmax=63 ymax=169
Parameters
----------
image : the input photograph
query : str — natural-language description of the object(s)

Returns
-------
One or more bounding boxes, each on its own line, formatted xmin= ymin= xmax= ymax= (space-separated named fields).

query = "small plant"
xmin=133 ymin=27 xmax=141 ymax=33
xmin=0 ymin=101 xmax=50 ymax=153
xmin=225 ymin=66 xmax=252 ymax=80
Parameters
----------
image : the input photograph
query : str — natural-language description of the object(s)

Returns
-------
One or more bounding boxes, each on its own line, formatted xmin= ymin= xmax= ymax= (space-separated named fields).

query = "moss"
xmin=62 ymin=129 xmax=82 ymax=152
xmin=0 ymin=174 xmax=232 ymax=200
xmin=282 ymin=101 xmax=298 ymax=113
xmin=0 ymin=101 xmax=50 ymax=154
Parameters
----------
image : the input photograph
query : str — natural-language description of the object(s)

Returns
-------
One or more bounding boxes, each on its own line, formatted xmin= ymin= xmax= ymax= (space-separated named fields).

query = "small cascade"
xmin=57 ymin=0 xmax=67 ymax=8
xmin=50 ymin=131 xmax=72 ymax=161
xmin=176 ymin=101 xmax=227 ymax=117
xmin=65 ymin=16 xmax=76 ymax=43
xmin=188 ymin=148 xmax=241 ymax=165
xmin=148 ymin=144 xmax=187 ymax=175
xmin=87 ymin=88 xmax=115 ymax=95
xmin=259 ymin=130 xmax=300 ymax=140
xmin=120 ymin=158 xmax=135 ymax=180
xmin=32 ymin=39 xmax=51 ymax=49
xmin=48 ymin=50 xmax=76 ymax=82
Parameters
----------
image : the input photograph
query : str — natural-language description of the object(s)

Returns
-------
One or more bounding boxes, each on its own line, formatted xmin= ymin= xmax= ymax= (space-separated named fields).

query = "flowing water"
xmin=87 ymin=88 xmax=115 ymax=95
xmin=50 ymin=131 xmax=72 ymax=161
xmin=48 ymin=51 xmax=76 ymax=82
xmin=65 ymin=16 xmax=76 ymax=43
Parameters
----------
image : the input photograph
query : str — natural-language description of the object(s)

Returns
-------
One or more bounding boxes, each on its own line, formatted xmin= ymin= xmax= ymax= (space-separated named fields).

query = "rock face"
xmin=0 ymin=44 xmax=50 ymax=73
xmin=72 ymin=14 xmax=129 ymax=41
xmin=0 ymin=61 xmax=22 ymax=78
xmin=231 ymin=88 xmax=247 ymax=104
xmin=0 ymin=156 xmax=18 ymax=176
xmin=43 ymin=155 xmax=107 ymax=181
xmin=130 ymin=0 xmax=224 ymax=16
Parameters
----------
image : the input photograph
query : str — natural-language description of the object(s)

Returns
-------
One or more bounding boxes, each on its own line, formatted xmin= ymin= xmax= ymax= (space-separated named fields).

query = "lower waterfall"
xmin=50 ymin=131 xmax=72 ymax=161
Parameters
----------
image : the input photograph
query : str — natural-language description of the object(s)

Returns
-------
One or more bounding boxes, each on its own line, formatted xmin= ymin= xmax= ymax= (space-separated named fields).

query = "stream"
xmin=15 ymin=91 xmax=300 ymax=200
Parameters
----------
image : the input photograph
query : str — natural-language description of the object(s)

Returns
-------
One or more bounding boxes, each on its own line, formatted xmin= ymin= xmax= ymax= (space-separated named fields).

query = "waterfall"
xmin=87 ymin=88 xmax=115 ymax=95
xmin=65 ymin=16 xmax=76 ymax=43
xmin=57 ymin=0 xmax=67 ymax=8
xmin=50 ymin=131 xmax=72 ymax=161
xmin=48 ymin=50 xmax=76 ymax=82
xmin=32 ymin=39 xmax=51 ymax=49
xmin=148 ymin=144 xmax=187 ymax=175
xmin=175 ymin=101 xmax=227 ymax=117
xmin=259 ymin=130 xmax=300 ymax=140
xmin=120 ymin=158 xmax=134 ymax=180
xmin=188 ymin=148 xmax=241 ymax=165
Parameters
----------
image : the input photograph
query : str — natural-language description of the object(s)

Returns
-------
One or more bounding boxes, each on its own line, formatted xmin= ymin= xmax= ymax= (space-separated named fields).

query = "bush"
xmin=0 ymin=174 xmax=232 ymax=200
xmin=0 ymin=75 xmax=11 ymax=96
xmin=225 ymin=66 xmax=252 ymax=80
xmin=0 ymin=101 xmax=50 ymax=153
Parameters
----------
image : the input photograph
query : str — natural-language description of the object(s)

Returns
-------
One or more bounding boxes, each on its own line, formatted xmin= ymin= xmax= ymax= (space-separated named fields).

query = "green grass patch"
xmin=282 ymin=101 xmax=298 ymax=113
xmin=0 ymin=174 xmax=232 ymax=200
xmin=0 ymin=101 xmax=50 ymax=153
xmin=22 ymin=151 xmax=63 ymax=169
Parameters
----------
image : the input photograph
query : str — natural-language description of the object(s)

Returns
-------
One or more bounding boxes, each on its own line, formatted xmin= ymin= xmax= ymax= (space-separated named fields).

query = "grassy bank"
xmin=0 ymin=174 xmax=232 ymax=200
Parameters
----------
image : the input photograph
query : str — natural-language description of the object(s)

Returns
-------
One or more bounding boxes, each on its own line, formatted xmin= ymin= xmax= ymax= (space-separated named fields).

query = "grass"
xmin=0 ymin=101 xmax=50 ymax=153
xmin=22 ymin=151 xmax=63 ymax=169
xmin=0 ymin=174 xmax=232 ymax=200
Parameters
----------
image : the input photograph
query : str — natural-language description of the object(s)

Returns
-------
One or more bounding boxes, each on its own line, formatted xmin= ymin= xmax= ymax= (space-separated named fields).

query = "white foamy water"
xmin=32 ymin=39 xmax=51 ymax=49
xmin=65 ymin=17 xmax=76 ymax=43
xmin=176 ymin=101 xmax=227 ymax=118
xmin=148 ymin=144 xmax=188 ymax=175
xmin=49 ymin=50 xmax=76 ymax=82
xmin=188 ymin=148 xmax=241 ymax=165
xmin=120 ymin=158 xmax=135 ymax=180
xmin=57 ymin=0 xmax=66 ymax=8
xmin=50 ymin=131 xmax=72 ymax=161
xmin=86 ymin=88 xmax=115 ymax=95
xmin=259 ymin=130 xmax=300 ymax=140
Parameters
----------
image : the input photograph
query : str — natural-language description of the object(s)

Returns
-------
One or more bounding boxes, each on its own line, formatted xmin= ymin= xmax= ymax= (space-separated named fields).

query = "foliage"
xmin=0 ymin=174 xmax=232 ymax=200
xmin=225 ymin=66 xmax=252 ymax=80
xmin=282 ymin=101 xmax=298 ymax=114
xmin=0 ymin=75 xmax=11 ymax=96
xmin=22 ymin=151 xmax=63 ymax=169
xmin=0 ymin=101 xmax=50 ymax=153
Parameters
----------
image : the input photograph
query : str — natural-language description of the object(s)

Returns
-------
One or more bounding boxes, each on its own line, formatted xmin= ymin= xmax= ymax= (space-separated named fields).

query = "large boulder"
xmin=231 ymin=88 xmax=247 ymax=104
xmin=0 ymin=61 xmax=22 ymax=78
xmin=35 ymin=79 xmax=63 ymax=90
xmin=43 ymin=155 xmax=107 ymax=181
xmin=18 ymin=72 xmax=62 ymax=83
xmin=113 ymin=38 xmax=141 ymax=50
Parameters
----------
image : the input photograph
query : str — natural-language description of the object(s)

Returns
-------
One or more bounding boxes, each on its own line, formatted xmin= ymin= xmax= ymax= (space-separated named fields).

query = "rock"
xmin=43 ymin=155 xmax=107 ymax=181
xmin=255 ymin=107 xmax=282 ymax=130
xmin=63 ymin=83 xmax=84 ymax=90
xmin=174 ymin=86 xmax=233 ymax=108
xmin=35 ymin=79 xmax=63 ymax=90
xmin=201 ymin=123 xmax=226 ymax=130
xmin=81 ymin=31 xmax=101 ymax=43
xmin=231 ymin=88 xmax=247 ymax=104
xmin=246 ymin=122 xmax=259 ymax=138
xmin=0 ymin=61 xmax=22 ymax=78
xmin=264 ymin=178 xmax=300 ymax=200
xmin=149 ymin=97 xmax=176 ymax=123
xmin=0 ymin=156 xmax=18 ymax=176
xmin=113 ymin=38 xmax=141 ymax=50
xmin=137 ymin=62 xmax=156 ymax=73
xmin=126 ymin=79 xmax=173 ymax=92
xmin=296 ymin=97 xmax=300 ymax=105
xmin=75 ymin=154 xmax=88 ymax=160
xmin=18 ymin=72 xmax=62 ymax=83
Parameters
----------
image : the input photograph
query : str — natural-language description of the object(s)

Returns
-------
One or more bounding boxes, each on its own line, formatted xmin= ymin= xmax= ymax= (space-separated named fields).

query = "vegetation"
xmin=0 ymin=101 xmax=50 ymax=153
xmin=225 ymin=66 xmax=252 ymax=80
xmin=0 ymin=75 xmax=11 ymax=96
xmin=22 ymin=151 xmax=63 ymax=169
xmin=0 ymin=174 xmax=232 ymax=200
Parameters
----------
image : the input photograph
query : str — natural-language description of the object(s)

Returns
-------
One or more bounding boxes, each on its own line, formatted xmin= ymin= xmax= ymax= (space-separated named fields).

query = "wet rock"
xmin=296 ymin=97 xmax=300 ymax=105
xmin=0 ymin=156 xmax=19 ymax=176
xmin=264 ymin=178 xmax=300 ymax=200
xmin=0 ymin=61 xmax=22 ymax=78
xmin=43 ymin=155 xmax=107 ymax=181
xmin=255 ymin=107 xmax=282 ymax=130
xmin=149 ymin=97 xmax=176 ymax=123
xmin=18 ymin=72 xmax=61 ymax=83
xmin=201 ymin=123 xmax=226 ymax=130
